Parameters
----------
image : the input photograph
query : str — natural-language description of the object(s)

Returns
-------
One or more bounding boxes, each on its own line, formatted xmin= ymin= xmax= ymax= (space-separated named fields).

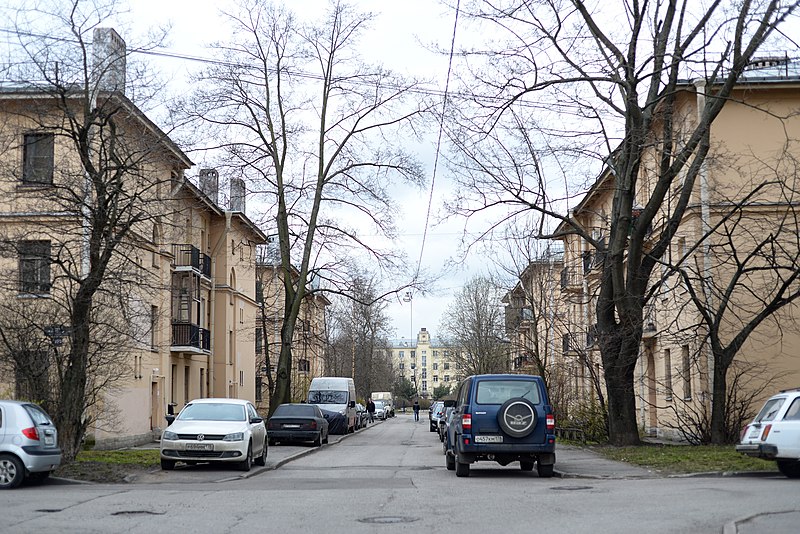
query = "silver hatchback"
xmin=0 ymin=400 xmax=62 ymax=489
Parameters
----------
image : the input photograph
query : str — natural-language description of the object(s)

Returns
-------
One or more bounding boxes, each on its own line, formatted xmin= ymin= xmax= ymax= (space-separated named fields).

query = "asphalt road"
xmin=4 ymin=415 xmax=798 ymax=533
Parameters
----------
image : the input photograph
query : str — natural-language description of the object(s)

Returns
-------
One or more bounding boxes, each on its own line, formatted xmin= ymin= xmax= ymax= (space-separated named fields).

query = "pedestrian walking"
xmin=413 ymin=400 xmax=420 ymax=422
xmin=367 ymin=398 xmax=376 ymax=423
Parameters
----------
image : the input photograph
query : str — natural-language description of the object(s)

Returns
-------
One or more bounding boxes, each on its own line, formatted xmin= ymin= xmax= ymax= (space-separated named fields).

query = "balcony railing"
xmin=172 ymin=323 xmax=210 ymax=351
xmin=560 ymin=267 xmax=582 ymax=290
xmin=172 ymin=244 xmax=211 ymax=278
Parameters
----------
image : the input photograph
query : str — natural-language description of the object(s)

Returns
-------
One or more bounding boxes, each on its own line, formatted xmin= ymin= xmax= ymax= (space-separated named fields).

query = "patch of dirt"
xmin=54 ymin=461 xmax=156 ymax=484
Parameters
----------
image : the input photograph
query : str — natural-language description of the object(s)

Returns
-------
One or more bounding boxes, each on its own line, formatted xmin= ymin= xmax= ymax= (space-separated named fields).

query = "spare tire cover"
xmin=497 ymin=398 xmax=537 ymax=438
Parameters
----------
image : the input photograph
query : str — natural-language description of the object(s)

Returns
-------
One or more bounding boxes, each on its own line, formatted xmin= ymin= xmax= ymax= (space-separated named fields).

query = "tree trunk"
xmin=600 ymin=323 xmax=642 ymax=446
xmin=710 ymin=357 xmax=728 ymax=444
xmin=269 ymin=318 xmax=296 ymax=417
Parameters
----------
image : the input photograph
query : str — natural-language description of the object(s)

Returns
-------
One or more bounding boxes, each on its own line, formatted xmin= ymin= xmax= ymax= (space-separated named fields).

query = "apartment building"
xmin=0 ymin=29 xmax=267 ymax=448
xmin=506 ymin=64 xmax=800 ymax=439
xmin=388 ymin=328 xmax=461 ymax=399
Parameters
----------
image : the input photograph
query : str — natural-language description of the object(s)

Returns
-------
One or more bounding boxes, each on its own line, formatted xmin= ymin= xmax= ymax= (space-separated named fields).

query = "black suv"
xmin=444 ymin=374 xmax=556 ymax=478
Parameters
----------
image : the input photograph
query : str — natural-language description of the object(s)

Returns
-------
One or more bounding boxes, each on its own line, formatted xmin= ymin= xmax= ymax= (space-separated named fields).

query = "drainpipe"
xmin=208 ymin=211 xmax=232 ymax=397
xmin=694 ymin=78 xmax=714 ymax=409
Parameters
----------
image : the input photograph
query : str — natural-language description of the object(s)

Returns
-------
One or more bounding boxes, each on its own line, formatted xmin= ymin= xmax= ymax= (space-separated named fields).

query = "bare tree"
xmin=444 ymin=0 xmax=799 ymax=444
xmin=181 ymin=0 xmax=431 ymax=415
xmin=0 ymin=1 xmax=179 ymax=459
xmin=325 ymin=275 xmax=394 ymax=399
xmin=440 ymin=276 xmax=510 ymax=375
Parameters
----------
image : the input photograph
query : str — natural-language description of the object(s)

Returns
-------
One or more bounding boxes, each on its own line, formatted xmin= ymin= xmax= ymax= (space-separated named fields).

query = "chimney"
xmin=230 ymin=178 xmax=246 ymax=212
xmin=199 ymin=169 xmax=219 ymax=204
xmin=92 ymin=28 xmax=126 ymax=94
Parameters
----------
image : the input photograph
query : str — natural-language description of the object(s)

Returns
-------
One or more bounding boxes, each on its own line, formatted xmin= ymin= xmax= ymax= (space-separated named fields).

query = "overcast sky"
xmin=118 ymin=0 xmax=485 ymax=341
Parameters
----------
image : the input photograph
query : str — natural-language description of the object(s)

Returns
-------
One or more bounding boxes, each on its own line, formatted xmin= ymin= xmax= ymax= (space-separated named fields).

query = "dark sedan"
xmin=267 ymin=403 xmax=329 ymax=447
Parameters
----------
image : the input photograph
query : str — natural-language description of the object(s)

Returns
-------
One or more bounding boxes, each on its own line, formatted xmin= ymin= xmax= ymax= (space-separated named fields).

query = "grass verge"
xmin=589 ymin=443 xmax=777 ymax=474
xmin=54 ymin=449 xmax=160 ymax=483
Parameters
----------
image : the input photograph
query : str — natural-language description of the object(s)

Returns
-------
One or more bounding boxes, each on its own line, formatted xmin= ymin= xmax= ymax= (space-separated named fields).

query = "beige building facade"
xmin=506 ymin=70 xmax=800 ymax=440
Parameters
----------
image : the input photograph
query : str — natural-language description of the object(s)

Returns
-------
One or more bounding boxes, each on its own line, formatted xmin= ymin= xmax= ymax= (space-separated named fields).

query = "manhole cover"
xmin=358 ymin=516 xmax=419 ymax=524
xmin=550 ymin=485 xmax=593 ymax=491
xmin=36 ymin=509 xmax=62 ymax=513
xmin=111 ymin=511 xmax=165 ymax=516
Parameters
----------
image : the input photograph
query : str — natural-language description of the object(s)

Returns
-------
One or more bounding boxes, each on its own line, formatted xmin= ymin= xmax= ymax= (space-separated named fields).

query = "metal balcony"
xmin=172 ymin=323 xmax=210 ymax=351
xmin=172 ymin=244 xmax=211 ymax=278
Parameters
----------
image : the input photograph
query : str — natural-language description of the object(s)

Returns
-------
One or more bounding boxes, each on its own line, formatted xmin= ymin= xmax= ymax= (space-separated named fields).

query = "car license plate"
xmin=748 ymin=428 xmax=761 ymax=439
xmin=186 ymin=443 xmax=214 ymax=451
xmin=284 ymin=424 xmax=301 ymax=429
xmin=474 ymin=435 xmax=503 ymax=443
xmin=44 ymin=436 xmax=55 ymax=446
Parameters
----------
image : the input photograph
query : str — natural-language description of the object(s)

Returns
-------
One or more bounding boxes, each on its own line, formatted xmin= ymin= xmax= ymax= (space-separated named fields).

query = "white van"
xmin=307 ymin=377 xmax=357 ymax=434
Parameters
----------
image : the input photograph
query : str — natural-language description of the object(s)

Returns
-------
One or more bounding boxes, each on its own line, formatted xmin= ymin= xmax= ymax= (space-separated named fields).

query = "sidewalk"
xmin=554 ymin=444 xmax=657 ymax=479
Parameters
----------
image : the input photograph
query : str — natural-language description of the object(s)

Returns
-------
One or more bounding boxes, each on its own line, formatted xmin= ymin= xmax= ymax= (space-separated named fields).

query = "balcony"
xmin=560 ymin=267 xmax=582 ymax=291
xmin=172 ymin=323 xmax=210 ymax=352
xmin=172 ymin=244 xmax=211 ymax=278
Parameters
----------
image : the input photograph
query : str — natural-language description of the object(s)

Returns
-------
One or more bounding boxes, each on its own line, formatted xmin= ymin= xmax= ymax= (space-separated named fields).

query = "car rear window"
xmin=476 ymin=380 xmax=541 ymax=405
xmin=275 ymin=405 xmax=315 ymax=417
xmin=783 ymin=398 xmax=800 ymax=421
xmin=23 ymin=404 xmax=53 ymax=425
xmin=755 ymin=398 xmax=785 ymax=422
xmin=179 ymin=403 xmax=246 ymax=421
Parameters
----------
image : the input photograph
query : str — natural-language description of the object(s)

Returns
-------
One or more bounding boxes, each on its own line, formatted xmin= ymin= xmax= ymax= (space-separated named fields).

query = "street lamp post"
xmin=403 ymin=291 xmax=415 ymax=397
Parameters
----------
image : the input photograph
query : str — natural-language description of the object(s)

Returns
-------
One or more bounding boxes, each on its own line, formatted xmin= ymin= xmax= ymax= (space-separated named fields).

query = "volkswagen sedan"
xmin=160 ymin=398 xmax=267 ymax=471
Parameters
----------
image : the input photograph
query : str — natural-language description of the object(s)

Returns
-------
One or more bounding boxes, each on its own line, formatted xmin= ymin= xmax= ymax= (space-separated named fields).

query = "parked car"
xmin=373 ymin=400 xmax=388 ymax=420
xmin=438 ymin=406 xmax=455 ymax=443
xmin=0 ymin=400 xmax=62 ymax=489
xmin=355 ymin=403 xmax=368 ymax=429
xmin=430 ymin=401 xmax=447 ymax=433
xmin=429 ymin=401 xmax=444 ymax=432
xmin=160 ymin=398 xmax=268 ymax=472
xmin=736 ymin=388 xmax=800 ymax=478
xmin=444 ymin=374 xmax=556 ymax=478
xmin=268 ymin=403 xmax=329 ymax=446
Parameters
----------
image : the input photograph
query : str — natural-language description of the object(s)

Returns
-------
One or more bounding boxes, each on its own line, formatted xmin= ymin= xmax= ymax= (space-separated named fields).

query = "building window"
xmin=422 ymin=380 xmax=427 ymax=391
xmin=239 ymin=370 xmax=244 ymax=387
xmin=682 ymin=345 xmax=692 ymax=401
xmin=255 ymin=375 xmax=262 ymax=402
xmin=23 ymin=133 xmax=54 ymax=184
xmin=255 ymin=328 xmax=263 ymax=353
xmin=664 ymin=349 xmax=672 ymax=400
xmin=239 ymin=306 xmax=244 ymax=324
xmin=433 ymin=363 xmax=438 ymax=370
xmin=399 ymin=362 xmax=404 ymax=370
xmin=443 ymin=362 xmax=450 ymax=370
xmin=19 ymin=241 xmax=51 ymax=294
xmin=184 ymin=366 xmax=190 ymax=404
xmin=298 ymin=359 xmax=310 ymax=373
xmin=150 ymin=305 xmax=158 ymax=350
xmin=256 ymin=281 xmax=264 ymax=303
xmin=200 ymin=368 xmax=206 ymax=398
xmin=444 ymin=375 xmax=450 ymax=382
xmin=411 ymin=351 xmax=416 ymax=358
xmin=433 ymin=375 xmax=439 ymax=383
xmin=399 ymin=351 xmax=404 ymax=358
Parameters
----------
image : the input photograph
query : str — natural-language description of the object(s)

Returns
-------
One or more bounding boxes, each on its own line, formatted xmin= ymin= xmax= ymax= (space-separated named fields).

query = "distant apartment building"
xmin=387 ymin=328 xmax=461 ymax=399
xmin=505 ymin=62 xmax=800 ymax=439
xmin=0 ymin=29 xmax=267 ymax=448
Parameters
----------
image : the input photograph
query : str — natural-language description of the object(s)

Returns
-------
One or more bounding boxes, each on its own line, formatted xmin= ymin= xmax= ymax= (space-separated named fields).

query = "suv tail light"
xmin=546 ymin=414 xmax=555 ymax=431
xmin=22 ymin=426 xmax=40 ymax=440
xmin=461 ymin=413 xmax=472 ymax=431
xmin=761 ymin=424 xmax=772 ymax=441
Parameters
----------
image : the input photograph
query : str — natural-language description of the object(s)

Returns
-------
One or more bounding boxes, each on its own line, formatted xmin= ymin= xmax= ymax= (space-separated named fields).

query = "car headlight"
xmin=223 ymin=432 xmax=245 ymax=442
xmin=162 ymin=430 xmax=178 ymax=441
xmin=339 ymin=409 xmax=346 ymax=415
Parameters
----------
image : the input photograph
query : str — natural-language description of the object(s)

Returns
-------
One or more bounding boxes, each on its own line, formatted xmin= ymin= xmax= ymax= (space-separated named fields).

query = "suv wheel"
xmin=497 ymin=398 xmax=538 ymax=438
xmin=777 ymin=459 xmax=800 ymax=479
xmin=0 ymin=454 xmax=25 ymax=489
xmin=446 ymin=451 xmax=455 ymax=471
xmin=520 ymin=460 xmax=534 ymax=471
xmin=455 ymin=451 xmax=470 ymax=477
xmin=537 ymin=462 xmax=554 ymax=478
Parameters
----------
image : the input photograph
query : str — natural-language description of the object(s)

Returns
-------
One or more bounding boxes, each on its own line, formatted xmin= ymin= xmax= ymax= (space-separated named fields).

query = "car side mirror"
xmin=444 ymin=400 xmax=456 ymax=407
xmin=350 ymin=401 xmax=356 ymax=408
xmin=165 ymin=414 xmax=175 ymax=425
xmin=250 ymin=416 xmax=263 ymax=424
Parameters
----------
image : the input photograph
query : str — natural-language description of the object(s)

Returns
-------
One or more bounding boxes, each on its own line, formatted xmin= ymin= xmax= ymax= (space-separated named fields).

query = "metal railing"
xmin=171 ymin=323 xmax=210 ymax=351
xmin=171 ymin=244 xmax=211 ymax=278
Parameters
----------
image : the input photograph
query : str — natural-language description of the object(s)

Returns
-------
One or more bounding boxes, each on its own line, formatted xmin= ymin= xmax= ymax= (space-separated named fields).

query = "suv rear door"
xmin=471 ymin=378 xmax=548 ymax=444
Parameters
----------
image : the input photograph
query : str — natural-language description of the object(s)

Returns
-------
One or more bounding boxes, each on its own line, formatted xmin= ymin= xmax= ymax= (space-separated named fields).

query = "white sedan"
xmin=160 ymin=398 xmax=268 ymax=471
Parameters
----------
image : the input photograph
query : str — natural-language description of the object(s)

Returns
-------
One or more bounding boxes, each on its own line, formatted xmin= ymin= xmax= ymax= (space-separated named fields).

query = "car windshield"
xmin=178 ymin=402 xmax=246 ymax=421
xmin=308 ymin=391 xmax=348 ymax=404
xmin=274 ymin=404 xmax=316 ymax=417
xmin=374 ymin=400 xmax=386 ymax=409
xmin=755 ymin=398 xmax=786 ymax=422
xmin=476 ymin=380 xmax=541 ymax=405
